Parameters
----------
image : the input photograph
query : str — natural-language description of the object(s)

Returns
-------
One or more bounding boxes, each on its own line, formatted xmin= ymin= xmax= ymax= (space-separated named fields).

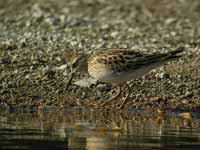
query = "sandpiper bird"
xmin=67 ymin=47 xmax=184 ymax=109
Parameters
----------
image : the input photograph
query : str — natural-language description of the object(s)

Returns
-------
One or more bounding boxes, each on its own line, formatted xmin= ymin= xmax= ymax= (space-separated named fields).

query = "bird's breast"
xmin=88 ymin=63 xmax=131 ymax=83
xmin=88 ymin=62 xmax=159 ymax=83
xmin=88 ymin=62 xmax=113 ymax=83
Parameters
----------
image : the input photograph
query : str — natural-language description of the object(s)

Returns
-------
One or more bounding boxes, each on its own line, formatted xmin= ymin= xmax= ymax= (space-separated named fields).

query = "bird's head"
xmin=66 ymin=52 xmax=90 ymax=89
xmin=70 ymin=53 xmax=89 ymax=73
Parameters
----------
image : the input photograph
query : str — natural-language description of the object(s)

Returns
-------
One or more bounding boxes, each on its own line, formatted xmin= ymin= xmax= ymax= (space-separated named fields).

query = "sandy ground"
xmin=0 ymin=0 xmax=200 ymax=111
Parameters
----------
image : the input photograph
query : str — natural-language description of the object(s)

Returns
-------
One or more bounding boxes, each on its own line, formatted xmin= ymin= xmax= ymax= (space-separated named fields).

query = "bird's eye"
xmin=71 ymin=62 xmax=76 ymax=69
xmin=71 ymin=58 xmax=79 ymax=69
xmin=71 ymin=55 xmax=84 ymax=68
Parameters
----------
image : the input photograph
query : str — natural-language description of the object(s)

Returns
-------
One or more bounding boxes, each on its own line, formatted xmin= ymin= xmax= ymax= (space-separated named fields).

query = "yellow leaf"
xmin=179 ymin=112 xmax=191 ymax=119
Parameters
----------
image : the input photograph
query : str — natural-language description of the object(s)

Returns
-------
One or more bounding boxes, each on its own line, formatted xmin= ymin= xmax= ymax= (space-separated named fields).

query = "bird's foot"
xmin=116 ymin=96 xmax=130 ymax=110
xmin=93 ymin=102 xmax=108 ymax=109
xmin=116 ymin=104 xmax=124 ymax=110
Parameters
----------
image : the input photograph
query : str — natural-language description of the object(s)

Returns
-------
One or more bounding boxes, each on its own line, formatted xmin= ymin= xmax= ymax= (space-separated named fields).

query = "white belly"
xmin=89 ymin=63 xmax=161 ymax=83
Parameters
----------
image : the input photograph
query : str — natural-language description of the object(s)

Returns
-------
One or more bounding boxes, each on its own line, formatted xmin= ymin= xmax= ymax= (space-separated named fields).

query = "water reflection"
xmin=0 ymin=108 xmax=199 ymax=150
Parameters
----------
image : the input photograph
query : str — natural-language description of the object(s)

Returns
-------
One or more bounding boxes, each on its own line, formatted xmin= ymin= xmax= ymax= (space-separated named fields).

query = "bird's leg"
xmin=99 ymin=85 xmax=122 ymax=107
xmin=117 ymin=82 xmax=130 ymax=109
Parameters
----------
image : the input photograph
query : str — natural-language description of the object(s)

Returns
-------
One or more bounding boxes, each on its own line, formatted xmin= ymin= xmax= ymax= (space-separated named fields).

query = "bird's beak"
xmin=66 ymin=71 xmax=75 ymax=90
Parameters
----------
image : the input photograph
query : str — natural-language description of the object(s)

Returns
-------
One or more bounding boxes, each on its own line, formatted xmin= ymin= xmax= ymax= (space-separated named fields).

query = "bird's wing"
xmin=90 ymin=48 xmax=183 ymax=72
xmin=95 ymin=50 xmax=148 ymax=72
xmin=122 ymin=49 xmax=183 ymax=71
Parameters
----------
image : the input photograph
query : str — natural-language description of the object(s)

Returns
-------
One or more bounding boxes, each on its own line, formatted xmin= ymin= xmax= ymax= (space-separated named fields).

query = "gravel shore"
xmin=0 ymin=0 xmax=200 ymax=111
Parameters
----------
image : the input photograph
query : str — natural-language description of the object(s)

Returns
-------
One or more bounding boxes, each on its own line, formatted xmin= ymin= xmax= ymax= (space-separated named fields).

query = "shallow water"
xmin=0 ymin=108 xmax=199 ymax=150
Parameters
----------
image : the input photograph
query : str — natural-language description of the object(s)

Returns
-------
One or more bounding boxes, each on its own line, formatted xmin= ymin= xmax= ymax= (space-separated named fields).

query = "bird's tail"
xmin=164 ymin=47 xmax=184 ymax=60
xmin=142 ymin=47 xmax=184 ymax=66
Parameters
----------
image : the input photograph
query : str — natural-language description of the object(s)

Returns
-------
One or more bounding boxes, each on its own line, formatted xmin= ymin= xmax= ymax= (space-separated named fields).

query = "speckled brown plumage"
xmin=69 ymin=47 xmax=184 ymax=109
